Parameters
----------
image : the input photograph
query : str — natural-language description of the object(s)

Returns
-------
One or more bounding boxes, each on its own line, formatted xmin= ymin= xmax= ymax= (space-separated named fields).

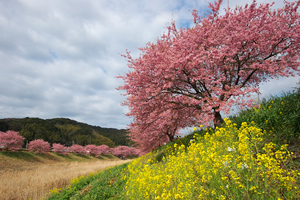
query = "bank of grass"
xmin=48 ymin=162 xmax=129 ymax=200
xmin=230 ymin=89 xmax=300 ymax=146
xmin=48 ymin=88 xmax=300 ymax=199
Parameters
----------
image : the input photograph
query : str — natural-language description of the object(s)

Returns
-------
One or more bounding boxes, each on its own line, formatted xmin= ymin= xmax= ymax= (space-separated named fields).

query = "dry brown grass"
xmin=0 ymin=151 xmax=131 ymax=200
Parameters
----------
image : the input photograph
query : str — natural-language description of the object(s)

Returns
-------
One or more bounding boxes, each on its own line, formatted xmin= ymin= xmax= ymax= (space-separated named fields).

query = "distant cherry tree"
xmin=27 ymin=139 xmax=51 ymax=154
xmin=0 ymin=131 xmax=24 ymax=152
xmin=70 ymin=144 xmax=86 ymax=155
xmin=128 ymin=147 xmax=141 ymax=157
xmin=52 ymin=143 xmax=68 ymax=155
xmin=111 ymin=146 xmax=131 ymax=158
xmin=118 ymin=0 xmax=300 ymax=152
xmin=97 ymin=144 xmax=110 ymax=155
xmin=85 ymin=144 xmax=101 ymax=157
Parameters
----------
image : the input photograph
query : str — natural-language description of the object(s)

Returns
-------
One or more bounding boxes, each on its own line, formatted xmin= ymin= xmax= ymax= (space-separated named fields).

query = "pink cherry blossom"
xmin=118 ymin=1 xmax=300 ymax=152
xmin=27 ymin=139 xmax=51 ymax=154
xmin=0 ymin=131 xmax=24 ymax=152
xmin=52 ymin=143 xmax=68 ymax=155
xmin=70 ymin=144 xmax=86 ymax=155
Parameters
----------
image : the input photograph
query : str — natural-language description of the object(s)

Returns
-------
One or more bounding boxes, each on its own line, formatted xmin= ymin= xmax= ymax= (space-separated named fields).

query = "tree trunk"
xmin=167 ymin=133 xmax=174 ymax=142
xmin=166 ymin=130 xmax=175 ymax=142
xmin=213 ymin=111 xmax=224 ymax=128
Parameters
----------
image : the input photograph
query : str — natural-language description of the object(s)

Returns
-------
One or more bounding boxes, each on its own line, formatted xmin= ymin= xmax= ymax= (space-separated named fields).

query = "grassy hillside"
xmin=0 ymin=117 xmax=131 ymax=147
xmin=48 ymin=88 xmax=300 ymax=199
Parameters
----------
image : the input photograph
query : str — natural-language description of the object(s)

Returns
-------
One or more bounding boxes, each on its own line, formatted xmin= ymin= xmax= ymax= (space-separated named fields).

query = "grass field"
xmin=0 ymin=151 xmax=130 ymax=200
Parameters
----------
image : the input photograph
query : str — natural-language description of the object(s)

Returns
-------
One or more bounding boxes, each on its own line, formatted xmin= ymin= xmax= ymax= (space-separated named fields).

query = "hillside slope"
xmin=0 ymin=117 xmax=131 ymax=147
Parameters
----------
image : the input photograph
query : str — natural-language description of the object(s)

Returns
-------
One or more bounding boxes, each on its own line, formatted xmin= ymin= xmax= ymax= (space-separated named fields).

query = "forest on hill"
xmin=0 ymin=117 xmax=131 ymax=147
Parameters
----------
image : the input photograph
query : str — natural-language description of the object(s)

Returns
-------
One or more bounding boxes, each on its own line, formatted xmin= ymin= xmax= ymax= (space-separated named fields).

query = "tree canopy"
xmin=0 ymin=131 xmax=24 ymax=151
xmin=118 ymin=0 xmax=300 ymax=152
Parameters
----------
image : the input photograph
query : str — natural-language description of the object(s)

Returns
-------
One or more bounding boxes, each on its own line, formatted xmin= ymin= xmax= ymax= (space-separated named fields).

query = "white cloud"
xmin=221 ymin=0 xmax=295 ymax=9
xmin=0 ymin=0 xmax=299 ymax=129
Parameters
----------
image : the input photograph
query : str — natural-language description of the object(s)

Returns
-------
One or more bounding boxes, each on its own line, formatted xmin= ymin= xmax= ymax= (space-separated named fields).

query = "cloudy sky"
xmin=0 ymin=0 xmax=299 ymax=129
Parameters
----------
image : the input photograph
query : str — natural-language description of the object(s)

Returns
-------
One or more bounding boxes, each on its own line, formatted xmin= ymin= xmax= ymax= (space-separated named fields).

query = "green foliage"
xmin=76 ymin=164 xmax=128 ymax=199
xmin=54 ymin=124 xmax=81 ymax=133
xmin=100 ymin=129 xmax=132 ymax=146
xmin=155 ymin=151 xmax=166 ymax=163
xmin=91 ymin=131 xmax=115 ymax=147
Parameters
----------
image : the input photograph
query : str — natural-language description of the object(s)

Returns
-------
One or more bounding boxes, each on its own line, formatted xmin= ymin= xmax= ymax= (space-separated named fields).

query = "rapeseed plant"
xmin=48 ymin=188 xmax=62 ymax=196
xmin=124 ymin=118 xmax=299 ymax=199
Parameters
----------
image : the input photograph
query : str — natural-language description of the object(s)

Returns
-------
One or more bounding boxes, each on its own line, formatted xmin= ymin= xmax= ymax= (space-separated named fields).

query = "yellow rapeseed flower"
xmin=124 ymin=117 xmax=299 ymax=199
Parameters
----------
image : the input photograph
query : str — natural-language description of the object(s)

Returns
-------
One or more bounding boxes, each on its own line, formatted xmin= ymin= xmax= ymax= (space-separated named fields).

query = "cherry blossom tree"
xmin=128 ymin=147 xmax=141 ymax=157
xmin=97 ymin=144 xmax=110 ymax=155
xmin=85 ymin=144 xmax=101 ymax=157
xmin=111 ymin=146 xmax=131 ymax=158
xmin=52 ymin=143 xmax=68 ymax=155
xmin=70 ymin=144 xmax=86 ymax=155
xmin=27 ymin=139 xmax=51 ymax=154
xmin=129 ymin=107 xmax=196 ymax=153
xmin=0 ymin=131 xmax=24 ymax=152
xmin=118 ymin=0 xmax=300 ymax=151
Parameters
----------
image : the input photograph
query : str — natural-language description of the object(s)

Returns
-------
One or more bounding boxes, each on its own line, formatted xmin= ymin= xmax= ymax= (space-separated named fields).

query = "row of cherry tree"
xmin=0 ymin=130 xmax=140 ymax=158
xmin=118 ymin=0 xmax=300 ymax=153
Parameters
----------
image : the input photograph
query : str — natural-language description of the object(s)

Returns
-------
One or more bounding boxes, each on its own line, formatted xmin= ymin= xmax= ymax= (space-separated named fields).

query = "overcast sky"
xmin=0 ymin=0 xmax=299 ymax=129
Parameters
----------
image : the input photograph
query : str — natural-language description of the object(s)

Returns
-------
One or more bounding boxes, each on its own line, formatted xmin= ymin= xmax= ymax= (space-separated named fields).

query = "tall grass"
xmin=0 ymin=152 xmax=129 ymax=200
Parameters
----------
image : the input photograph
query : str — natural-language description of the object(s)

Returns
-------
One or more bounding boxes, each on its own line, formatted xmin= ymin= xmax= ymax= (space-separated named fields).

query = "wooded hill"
xmin=0 ymin=117 xmax=131 ymax=147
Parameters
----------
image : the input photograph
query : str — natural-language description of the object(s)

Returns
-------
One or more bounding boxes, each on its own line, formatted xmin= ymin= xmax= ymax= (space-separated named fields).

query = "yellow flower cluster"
xmin=70 ymin=175 xmax=86 ymax=185
xmin=48 ymin=187 xmax=62 ymax=195
xmin=124 ymin=118 xmax=299 ymax=199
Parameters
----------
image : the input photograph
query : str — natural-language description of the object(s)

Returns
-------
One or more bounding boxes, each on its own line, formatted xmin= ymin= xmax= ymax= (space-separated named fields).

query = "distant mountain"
xmin=0 ymin=117 xmax=131 ymax=147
